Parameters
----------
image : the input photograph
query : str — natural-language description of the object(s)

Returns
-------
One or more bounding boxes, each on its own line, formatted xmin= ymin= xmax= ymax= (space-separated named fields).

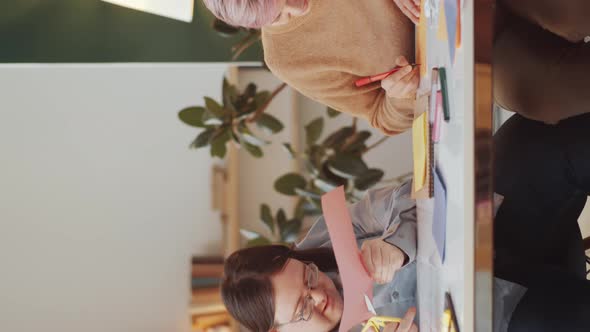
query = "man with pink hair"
xmin=202 ymin=0 xmax=419 ymax=136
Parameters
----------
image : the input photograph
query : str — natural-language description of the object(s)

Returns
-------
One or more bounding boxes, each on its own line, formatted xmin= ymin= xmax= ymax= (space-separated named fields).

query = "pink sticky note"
xmin=433 ymin=90 xmax=443 ymax=142
xmin=321 ymin=187 xmax=374 ymax=332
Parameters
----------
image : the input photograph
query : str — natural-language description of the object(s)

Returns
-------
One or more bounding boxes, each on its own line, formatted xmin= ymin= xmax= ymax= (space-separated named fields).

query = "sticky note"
xmin=437 ymin=0 xmax=461 ymax=61
xmin=412 ymin=112 xmax=428 ymax=191
xmin=432 ymin=91 xmax=443 ymax=142
xmin=321 ymin=187 xmax=374 ymax=332
xmin=444 ymin=0 xmax=459 ymax=63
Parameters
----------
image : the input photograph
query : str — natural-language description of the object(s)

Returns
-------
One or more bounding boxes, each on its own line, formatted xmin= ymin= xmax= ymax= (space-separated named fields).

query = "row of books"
xmin=190 ymin=256 xmax=233 ymax=332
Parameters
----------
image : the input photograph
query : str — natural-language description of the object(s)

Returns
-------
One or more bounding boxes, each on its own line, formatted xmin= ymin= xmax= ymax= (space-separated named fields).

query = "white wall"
xmin=0 ymin=64 xmax=228 ymax=332
xmin=236 ymin=69 xmax=297 ymax=240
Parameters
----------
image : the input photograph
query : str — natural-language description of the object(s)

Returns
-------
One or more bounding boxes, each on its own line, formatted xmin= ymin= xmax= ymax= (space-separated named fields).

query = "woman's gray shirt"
xmin=296 ymin=181 xmax=526 ymax=332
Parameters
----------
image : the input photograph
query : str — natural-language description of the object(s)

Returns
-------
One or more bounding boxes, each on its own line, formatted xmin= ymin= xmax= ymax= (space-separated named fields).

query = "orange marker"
xmin=354 ymin=64 xmax=420 ymax=87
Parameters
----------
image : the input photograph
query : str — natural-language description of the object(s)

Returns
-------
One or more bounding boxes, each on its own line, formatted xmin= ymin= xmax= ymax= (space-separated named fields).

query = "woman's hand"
xmin=381 ymin=56 xmax=420 ymax=100
xmin=393 ymin=0 xmax=421 ymax=24
xmin=360 ymin=238 xmax=407 ymax=284
xmin=383 ymin=307 xmax=419 ymax=332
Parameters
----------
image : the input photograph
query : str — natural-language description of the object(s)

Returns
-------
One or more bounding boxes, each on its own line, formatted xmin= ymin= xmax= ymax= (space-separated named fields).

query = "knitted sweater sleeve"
xmin=269 ymin=63 xmax=415 ymax=136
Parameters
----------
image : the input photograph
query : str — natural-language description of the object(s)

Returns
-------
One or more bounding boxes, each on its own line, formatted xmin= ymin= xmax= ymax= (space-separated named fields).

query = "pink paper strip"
xmin=321 ymin=187 xmax=374 ymax=332
xmin=433 ymin=90 xmax=443 ymax=142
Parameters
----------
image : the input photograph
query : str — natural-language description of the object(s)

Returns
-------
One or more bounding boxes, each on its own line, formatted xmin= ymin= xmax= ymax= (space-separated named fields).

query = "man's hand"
xmin=383 ymin=307 xmax=419 ymax=332
xmin=394 ymin=0 xmax=421 ymax=24
xmin=381 ymin=56 xmax=420 ymax=100
xmin=360 ymin=238 xmax=407 ymax=284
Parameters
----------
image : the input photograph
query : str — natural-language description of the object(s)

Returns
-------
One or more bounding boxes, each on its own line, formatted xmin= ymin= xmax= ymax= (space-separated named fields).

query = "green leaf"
xmin=202 ymin=113 xmax=224 ymax=126
xmin=305 ymin=145 xmax=325 ymax=176
xmin=322 ymin=126 xmax=355 ymax=149
xmin=342 ymin=130 xmax=372 ymax=153
xmin=281 ymin=143 xmax=296 ymax=159
xmin=303 ymin=159 xmax=320 ymax=177
xmin=280 ymin=219 xmax=302 ymax=242
xmin=294 ymin=198 xmax=307 ymax=219
xmin=354 ymin=169 xmax=385 ymax=191
xmin=274 ymin=173 xmax=307 ymax=196
xmin=305 ymin=117 xmax=324 ymax=145
xmin=244 ymin=83 xmax=257 ymax=98
xmin=313 ymin=178 xmax=338 ymax=193
xmin=212 ymin=19 xmax=240 ymax=37
xmin=210 ymin=128 xmax=231 ymax=159
xmin=276 ymin=208 xmax=287 ymax=228
xmin=256 ymin=113 xmax=284 ymax=134
xmin=237 ymin=123 xmax=269 ymax=146
xmin=204 ymin=97 xmax=226 ymax=117
xmin=260 ymin=204 xmax=275 ymax=234
xmin=320 ymin=163 xmax=348 ymax=187
xmin=327 ymin=154 xmax=368 ymax=179
xmin=242 ymin=141 xmax=264 ymax=158
xmin=190 ymin=129 xmax=215 ymax=149
xmin=210 ymin=140 xmax=227 ymax=159
xmin=254 ymin=91 xmax=270 ymax=108
xmin=222 ymin=79 xmax=238 ymax=113
xmin=247 ymin=236 xmax=273 ymax=247
xmin=326 ymin=107 xmax=341 ymax=118
xmin=179 ymin=106 xmax=206 ymax=127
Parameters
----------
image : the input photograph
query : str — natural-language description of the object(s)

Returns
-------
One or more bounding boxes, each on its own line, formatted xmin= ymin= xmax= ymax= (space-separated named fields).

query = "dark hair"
xmin=221 ymin=245 xmax=338 ymax=332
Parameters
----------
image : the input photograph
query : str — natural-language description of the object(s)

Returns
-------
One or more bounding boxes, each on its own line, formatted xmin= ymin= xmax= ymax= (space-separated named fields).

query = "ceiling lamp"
xmin=102 ymin=0 xmax=194 ymax=22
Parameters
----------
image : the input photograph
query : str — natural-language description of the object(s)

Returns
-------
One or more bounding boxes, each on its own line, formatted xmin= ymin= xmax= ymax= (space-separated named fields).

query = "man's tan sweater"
xmin=262 ymin=0 xmax=415 ymax=135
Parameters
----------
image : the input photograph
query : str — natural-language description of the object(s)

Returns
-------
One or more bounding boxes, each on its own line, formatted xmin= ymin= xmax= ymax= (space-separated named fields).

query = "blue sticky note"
xmin=433 ymin=169 xmax=447 ymax=262
xmin=444 ymin=0 xmax=458 ymax=63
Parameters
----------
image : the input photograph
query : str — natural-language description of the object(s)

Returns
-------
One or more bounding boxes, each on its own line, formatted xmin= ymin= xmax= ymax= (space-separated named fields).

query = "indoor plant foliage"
xmin=212 ymin=18 xmax=262 ymax=61
xmin=241 ymin=112 xmax=395 ymax=246
xmin=178 ymin=78 xmax=286 ymax=159
xmin=179 ymin=79 xmax=409 ymax=246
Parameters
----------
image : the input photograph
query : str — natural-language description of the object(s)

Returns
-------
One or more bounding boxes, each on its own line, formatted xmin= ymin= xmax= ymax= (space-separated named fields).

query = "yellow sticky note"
xmin=412 ymin=112 xmax=428 ymax=191
xmin=417 ymin=0 xmax=428 ymax=77
xmin=437 ymin=0 xmax=448 ymax=40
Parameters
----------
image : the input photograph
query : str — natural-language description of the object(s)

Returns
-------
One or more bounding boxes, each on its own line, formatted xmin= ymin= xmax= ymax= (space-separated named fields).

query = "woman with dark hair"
xmin=221 ymin=245 xmax=343 ymax=332
xmin=222 ymin=183 xmax=420 ymax=332
xmin=221 ymin=112 xmax=590 ymax=332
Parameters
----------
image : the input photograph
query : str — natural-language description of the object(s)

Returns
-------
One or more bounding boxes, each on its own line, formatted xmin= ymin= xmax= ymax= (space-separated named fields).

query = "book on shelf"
xmin=192 ymin=286 xmax=222 ymax=304
xmin=189 ymin=302 xmax=227 ymax=316
xmin=190 ymin=285 xmax=225 ymax=316
xmin=192 ymin=263 xmax=224 ymax=278
xmin=192 ymin=256 xmax=224 ymax=265
xmin=190 ymin=256 xmax=234 ymax=331
xmin=192 ymin=277 xmax=221 ymax=289
xmin=192 ymin=312 xmax=231 ymax=330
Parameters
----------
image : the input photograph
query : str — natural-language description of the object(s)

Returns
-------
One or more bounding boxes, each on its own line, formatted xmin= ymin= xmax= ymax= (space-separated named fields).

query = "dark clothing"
xmin=494 ymin=1 xmax=590 ymax=124
xmin=493 ymin=113 xmax=590 ymax=331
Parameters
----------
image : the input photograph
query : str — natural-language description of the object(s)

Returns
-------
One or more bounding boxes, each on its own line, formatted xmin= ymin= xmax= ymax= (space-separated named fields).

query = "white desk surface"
xmin=415 ymin=0 xmax=475 ymax=331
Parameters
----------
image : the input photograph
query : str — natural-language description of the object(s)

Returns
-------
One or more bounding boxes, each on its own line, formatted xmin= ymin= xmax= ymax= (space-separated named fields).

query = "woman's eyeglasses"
xmin=274 ymin=262 xmax=319 ymax=329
